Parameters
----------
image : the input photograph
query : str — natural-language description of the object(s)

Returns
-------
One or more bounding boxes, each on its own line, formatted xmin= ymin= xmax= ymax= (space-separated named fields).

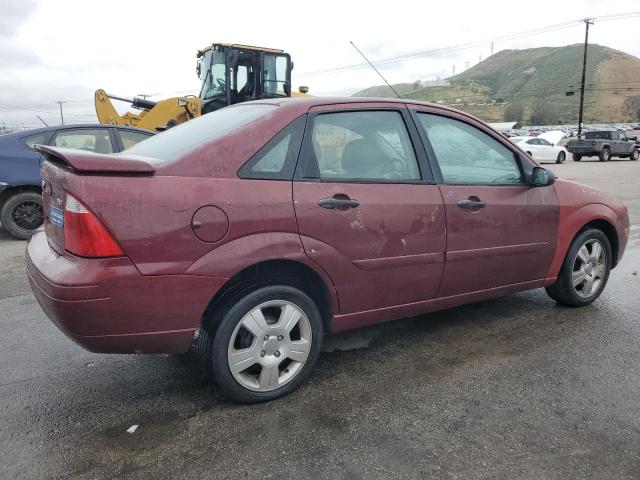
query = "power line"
xmin=296 ymin=11 xmax=640 ymax=78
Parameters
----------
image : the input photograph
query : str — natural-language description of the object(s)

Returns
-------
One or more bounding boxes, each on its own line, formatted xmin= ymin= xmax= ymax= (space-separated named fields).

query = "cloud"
xmin=0 ymin=0 xmax=39 ymax=38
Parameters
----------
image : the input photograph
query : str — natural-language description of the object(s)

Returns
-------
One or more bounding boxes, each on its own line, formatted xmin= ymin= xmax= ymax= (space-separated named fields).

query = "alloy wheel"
xmin=11 ymin=200 xmax=43 ymax=230
xmin=572 ymin=239 xmax=607 ymax=298
xmin=227 ymin=300 xmax=312 ymax=392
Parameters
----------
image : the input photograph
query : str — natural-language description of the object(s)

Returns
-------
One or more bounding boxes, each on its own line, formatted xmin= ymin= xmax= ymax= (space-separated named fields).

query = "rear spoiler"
xmin=36 ymin=145 xmax=155 ymax=175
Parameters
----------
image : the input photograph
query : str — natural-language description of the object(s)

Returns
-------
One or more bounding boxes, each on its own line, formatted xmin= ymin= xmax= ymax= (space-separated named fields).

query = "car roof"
xmin=247 ymin=96 xmax=477 ymax=117
xmin=0 ymin=124 xmax=152 ymax=141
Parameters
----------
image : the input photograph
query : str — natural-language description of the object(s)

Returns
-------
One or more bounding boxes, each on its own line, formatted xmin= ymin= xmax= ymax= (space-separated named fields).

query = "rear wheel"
xmin=572 ymin=153 xmax=582 ymax=161
xmin=0 ymin=191 xmax=43 ymax=240
xmin=630 ymin=149 xmax=639 ymax=161
xmin=199 ymin=285 xmax=323 ymax=403
xmin=556 ymin=151 xmax=566 ymax=164
xmin=599 ymin=147 xmax=610 ymax=162
xmin=545 ymin=228 xmax=612 ymax=307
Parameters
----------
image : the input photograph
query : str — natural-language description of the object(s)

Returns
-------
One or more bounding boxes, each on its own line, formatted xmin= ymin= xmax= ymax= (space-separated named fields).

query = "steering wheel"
xmin=216 ymin=78 xmax=226 ymax=89
xmin=378 ymin=157 xmax=408 ymax=180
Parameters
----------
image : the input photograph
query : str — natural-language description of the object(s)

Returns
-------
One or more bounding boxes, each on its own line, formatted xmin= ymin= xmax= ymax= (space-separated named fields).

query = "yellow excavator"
xmin=95 ymin=43 xmax=309 ymax=131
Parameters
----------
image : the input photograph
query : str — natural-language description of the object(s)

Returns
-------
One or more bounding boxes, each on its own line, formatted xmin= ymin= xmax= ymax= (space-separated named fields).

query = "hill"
xmin=353 ymin=44 xmax=640 ymax=124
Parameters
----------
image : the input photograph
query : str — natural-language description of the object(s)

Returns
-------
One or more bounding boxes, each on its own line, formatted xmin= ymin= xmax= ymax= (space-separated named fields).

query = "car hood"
xmin=538 ymin=130 xmax=565 ymax=146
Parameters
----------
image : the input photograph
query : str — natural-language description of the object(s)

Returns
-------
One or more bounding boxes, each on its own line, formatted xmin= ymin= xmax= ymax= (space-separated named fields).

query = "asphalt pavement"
xmin=1 ymin=158 xmax=639 ymax=479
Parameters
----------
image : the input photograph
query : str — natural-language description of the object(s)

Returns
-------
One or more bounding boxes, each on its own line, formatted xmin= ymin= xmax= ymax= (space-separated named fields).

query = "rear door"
xmin=410 ymin=106 xmax=559 ymax=297
xmin=293 ymin=104 xmax=446 ymax=314
xmin=51 ymin=128 xmax=115 ymax=154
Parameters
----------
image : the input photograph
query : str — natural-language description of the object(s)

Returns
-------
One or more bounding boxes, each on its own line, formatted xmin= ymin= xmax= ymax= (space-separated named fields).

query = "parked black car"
xmin=0 ymin=125 xmax=153 ymax=239
xmin=565 ymin=130 xmax=639 ymax=162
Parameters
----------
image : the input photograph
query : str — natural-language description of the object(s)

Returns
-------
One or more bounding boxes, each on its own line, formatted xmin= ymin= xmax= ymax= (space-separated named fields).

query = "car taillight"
xmin=64 ymin=193 xmax=123 ymax=258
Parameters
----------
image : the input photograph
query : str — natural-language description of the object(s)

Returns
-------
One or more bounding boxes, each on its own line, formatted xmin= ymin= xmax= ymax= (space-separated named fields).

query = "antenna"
xmin=36 ymin=115 xmax=49 ymax=127
xmin=349 ymin=41 xmax=401 ymax=98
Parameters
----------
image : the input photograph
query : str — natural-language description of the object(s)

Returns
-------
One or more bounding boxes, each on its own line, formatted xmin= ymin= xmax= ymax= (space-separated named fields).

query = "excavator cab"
xmin=197 ymin=44 xmax=292 ymax=114
xmin=95 ymin=43 xmax=303 ymax=132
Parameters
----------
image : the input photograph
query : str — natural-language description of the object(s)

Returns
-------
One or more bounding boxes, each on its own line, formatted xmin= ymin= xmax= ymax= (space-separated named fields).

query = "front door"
xmin=411 ymin=108 xmax=559 ymax=297
xmin=293 ymin=105 xmax=446 ymax=314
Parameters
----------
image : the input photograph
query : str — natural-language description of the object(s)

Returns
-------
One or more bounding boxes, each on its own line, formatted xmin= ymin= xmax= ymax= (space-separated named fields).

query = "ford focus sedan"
xmin=26 ymin=98 xmax=629 ymax=403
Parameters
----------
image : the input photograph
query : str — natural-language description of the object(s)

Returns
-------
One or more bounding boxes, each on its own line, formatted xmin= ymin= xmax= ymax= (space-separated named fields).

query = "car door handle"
xmin=457 ymin=198 xmax=486 ymax=209
xmin=318 ymin=197 xmax=360 ymax=209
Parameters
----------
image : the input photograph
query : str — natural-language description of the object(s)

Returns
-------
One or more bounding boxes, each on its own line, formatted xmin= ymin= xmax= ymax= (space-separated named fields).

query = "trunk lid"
xmin=37 ymin=146 xmax=155 ymax=255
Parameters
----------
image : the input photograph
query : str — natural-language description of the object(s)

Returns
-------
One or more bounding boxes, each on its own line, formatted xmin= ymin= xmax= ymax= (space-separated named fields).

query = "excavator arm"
xmin=94 ymin=89 xmax=201 ymax=132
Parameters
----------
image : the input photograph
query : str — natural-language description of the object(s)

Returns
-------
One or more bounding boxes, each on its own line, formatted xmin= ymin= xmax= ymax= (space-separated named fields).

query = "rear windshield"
xmin=585 ymin=132 xmax=612 ymax=140
xmin=124 ymin=104 xmax=277 ymax=164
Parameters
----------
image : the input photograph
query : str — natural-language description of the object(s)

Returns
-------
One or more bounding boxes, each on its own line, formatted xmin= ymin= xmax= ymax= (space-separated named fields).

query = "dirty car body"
xmin=26 ymin=97 xmax=630 ymax=402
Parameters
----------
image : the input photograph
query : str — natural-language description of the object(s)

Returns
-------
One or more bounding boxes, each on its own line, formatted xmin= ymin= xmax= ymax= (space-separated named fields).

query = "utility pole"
xmin=491 ymin=41 xmax=494 ymax=55
xmin=56 ymin=101 xmax=64 ymax=125
xmin=577 ymin=18 xmax=594 ymax=139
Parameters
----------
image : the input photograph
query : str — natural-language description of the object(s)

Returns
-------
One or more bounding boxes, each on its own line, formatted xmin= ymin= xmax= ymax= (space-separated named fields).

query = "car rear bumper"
xmin=26 ymin=229 xmax=227 ymax=353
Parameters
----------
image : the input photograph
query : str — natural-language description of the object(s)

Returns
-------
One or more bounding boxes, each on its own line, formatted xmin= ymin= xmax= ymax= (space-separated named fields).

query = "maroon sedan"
xmin=27 ymin=98 xmax=629 ymax=403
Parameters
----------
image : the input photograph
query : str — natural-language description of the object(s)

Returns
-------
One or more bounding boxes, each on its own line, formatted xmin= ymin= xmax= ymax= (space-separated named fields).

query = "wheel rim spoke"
xmin=280 ymin=303 xmax=302 ymax=333
xmin=258 ymin=364 xmax=280 ymax=390
xmin=590 ymin=242 xmax=602 ymax=261
xmin=594 ymin=264 xmax=606 ymax=279
xmin=241 ymin=308 xmax=269 ymax=338
xmin=577 ymin=245 xmax=590 ymax=264
xmin=572 ymin=269 xmax=586 ymax=287
xmin=288 ymin=339 xmax=311 ymax=363
xmin=582 ymin=275 xmax=594 ymax=295
xmin=229 ymin=348 xmax=259 ymax=374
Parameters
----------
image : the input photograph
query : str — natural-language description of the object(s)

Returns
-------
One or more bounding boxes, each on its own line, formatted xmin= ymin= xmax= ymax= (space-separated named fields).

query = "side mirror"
xmin=531 ymin=166 xmax=556 ymax=187
xmin=283 ymin=82 xmax=291 ymax=96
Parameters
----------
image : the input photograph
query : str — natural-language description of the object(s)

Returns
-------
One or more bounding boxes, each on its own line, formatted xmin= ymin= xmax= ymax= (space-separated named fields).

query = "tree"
xmin=529 ymin=99 xmax=560 ymax=125
xmin=503 ymin=103 xmax=524 ymax=122
xmin=623 ymin=96 xmax=640 ymax=121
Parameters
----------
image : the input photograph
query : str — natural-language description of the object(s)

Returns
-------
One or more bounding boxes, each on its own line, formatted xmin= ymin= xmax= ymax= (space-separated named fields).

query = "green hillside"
xmin=353 ymin=44 xmax=640 ymax=124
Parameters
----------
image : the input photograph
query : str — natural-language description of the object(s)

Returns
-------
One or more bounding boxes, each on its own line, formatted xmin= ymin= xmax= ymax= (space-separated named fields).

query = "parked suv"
xmin=0 ymin=125 xmax=152 ymax=239
xmin=27 ymin=98 xmax=629 ymax=403
xmin=565 ymin=130 xmax=639 ymax=162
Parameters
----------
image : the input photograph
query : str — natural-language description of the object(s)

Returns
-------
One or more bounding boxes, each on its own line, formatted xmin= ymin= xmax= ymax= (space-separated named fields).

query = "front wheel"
xmin=599 ymin=148 xmax=610 ymax=162
xmin=572 ymin=153 xmax=582 ymax=161
xmin=630 ymin=149 xmax=639 ymax=161
xmin=545 ymin=228 xmax=612 ymax=307
xmin=556 ymin=151 xmax=566 ymax=164
xmin=0 ymin=191 xmax=43 ymax=240
xmin=199 ymin=285 xmax=323 ymax=403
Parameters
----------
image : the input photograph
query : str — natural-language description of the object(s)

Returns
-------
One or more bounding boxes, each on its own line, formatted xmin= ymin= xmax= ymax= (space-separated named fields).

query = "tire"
xmin=572 ymin=153 xmax=582 ymax=161
xmin=199 ymin=285 xmax=323 ymax=403
xmin=556 ymin=151 xmax=566 ymax=164
xmin=599 ymin=147 xmax=610 ymax=162
xmin=0 ymin=191 xmax=43 ymax=240
xmin=630 ymin=149 xmax=639 ymax=161
xmin=545 ymin=228 xmax=612 ymax=307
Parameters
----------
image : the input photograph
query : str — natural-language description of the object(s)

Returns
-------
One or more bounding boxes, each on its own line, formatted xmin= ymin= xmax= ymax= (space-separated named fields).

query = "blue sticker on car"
xmin=50 ymin=206 xmax=64 ymax=227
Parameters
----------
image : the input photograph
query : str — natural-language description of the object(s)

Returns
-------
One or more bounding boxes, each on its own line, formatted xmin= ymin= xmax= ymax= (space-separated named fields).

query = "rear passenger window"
xmin=23 ymin=132 xmax=53 ymax=149
xmin=238 ymin=115 xmax=306 ymax=180
xmin=53 ymin=129 xmax=113 ymax=154
xmin=310 ymin=110 xmax=420 ymax=182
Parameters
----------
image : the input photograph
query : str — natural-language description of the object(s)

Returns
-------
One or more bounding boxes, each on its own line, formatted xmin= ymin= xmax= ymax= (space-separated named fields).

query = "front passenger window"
xmin=417 ymin=113 xmax=522 ymax=184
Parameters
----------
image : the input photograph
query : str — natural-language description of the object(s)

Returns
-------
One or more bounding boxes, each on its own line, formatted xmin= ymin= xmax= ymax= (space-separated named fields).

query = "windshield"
xmin=124 ymin=104 xmax=277 ymax=164
xmin=199 ymin=50 xmax=227 ymax=100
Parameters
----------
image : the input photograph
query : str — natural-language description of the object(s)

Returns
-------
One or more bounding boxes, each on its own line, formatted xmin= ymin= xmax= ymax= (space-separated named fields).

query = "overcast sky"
xmin=1 ymin=0 xmax=639 ymax=128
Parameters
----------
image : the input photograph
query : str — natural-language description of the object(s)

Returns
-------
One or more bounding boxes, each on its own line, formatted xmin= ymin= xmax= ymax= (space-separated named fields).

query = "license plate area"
xmin=50 ymin=206 xmax=64 ymax=227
